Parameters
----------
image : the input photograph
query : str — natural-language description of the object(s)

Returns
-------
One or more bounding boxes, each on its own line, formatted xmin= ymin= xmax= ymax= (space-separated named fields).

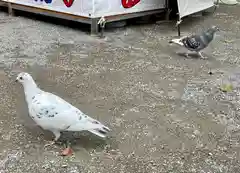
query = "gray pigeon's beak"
xmin=15 ymin=79 xmax=18 ymax=82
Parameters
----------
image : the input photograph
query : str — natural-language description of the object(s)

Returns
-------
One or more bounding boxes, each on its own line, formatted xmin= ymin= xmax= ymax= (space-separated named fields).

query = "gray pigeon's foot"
xmin=198 ymin=52 xmax=207 ymax=59
xmin=176 ymin=51 xmax=191 ymax=58
xmin=184 ymin=50 xmax=193 ymax=58
xmin=185 ymin=53 xmax=191 ymax=58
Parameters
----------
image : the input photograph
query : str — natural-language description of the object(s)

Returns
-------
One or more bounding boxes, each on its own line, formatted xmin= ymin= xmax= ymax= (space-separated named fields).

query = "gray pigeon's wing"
xmin=181 ymin=34 xmax=206 ymax=51
xmin=181 ymin=28 xmax=217 ymax=52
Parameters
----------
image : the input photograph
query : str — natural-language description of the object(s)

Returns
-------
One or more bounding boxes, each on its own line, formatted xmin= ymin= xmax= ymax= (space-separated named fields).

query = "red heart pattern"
xmin=122 ymin=0 xmax=140 ymax=8
xmin=62 ymin=0 xmax=140 ymax=9
xmin=63 ymin=0 xmax=74 ymax=7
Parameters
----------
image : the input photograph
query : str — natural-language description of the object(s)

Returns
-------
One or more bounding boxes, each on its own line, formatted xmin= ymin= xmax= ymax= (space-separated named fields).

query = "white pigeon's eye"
xmin=19 ymin=77 xmax=23 ymax=80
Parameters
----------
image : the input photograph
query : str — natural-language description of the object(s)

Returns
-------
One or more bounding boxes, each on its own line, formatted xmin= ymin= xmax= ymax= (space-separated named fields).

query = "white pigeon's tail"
xmin=88 ymin=126 xmax=110 ymax=138
xmin=87 ymin=119 xmax=110 ymax=138
xmin=67 ymin=118 xmax=110 ymax=138
xmin=169 ymin=36 xmax=186 ymax=46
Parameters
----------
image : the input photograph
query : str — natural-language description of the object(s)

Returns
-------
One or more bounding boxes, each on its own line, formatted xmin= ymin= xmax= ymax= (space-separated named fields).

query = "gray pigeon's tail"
xmin=169 ymin=36 xmax=186 ymax=46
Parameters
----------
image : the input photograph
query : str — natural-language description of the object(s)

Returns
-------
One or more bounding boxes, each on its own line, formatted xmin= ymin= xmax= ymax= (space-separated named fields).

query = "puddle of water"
xmin=181 ymin=83 xmax=208 ymax=105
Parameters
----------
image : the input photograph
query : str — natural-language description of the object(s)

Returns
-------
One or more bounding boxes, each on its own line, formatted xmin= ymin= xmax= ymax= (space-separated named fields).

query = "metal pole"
xmin=178 ymin=24 xmax=180 ymax=36
xmin=176 ymin=16 xmax=182 ymax=37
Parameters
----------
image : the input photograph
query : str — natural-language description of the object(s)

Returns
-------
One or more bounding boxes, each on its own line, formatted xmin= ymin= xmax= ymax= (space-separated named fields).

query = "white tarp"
xmin=177 ymin=0 xmax=215 ymax=19
xmin=3 ymin=0 xmax=214 ymax=20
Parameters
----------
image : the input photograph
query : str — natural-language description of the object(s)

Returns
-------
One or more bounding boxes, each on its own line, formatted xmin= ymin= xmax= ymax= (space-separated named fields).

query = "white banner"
xmin=177 ymin=0 xmax=214 ymax=19
xmin=7 ymin=0 xmax=93 ymax=17
xmin=4 ymin=0 xmax=165 ymax=18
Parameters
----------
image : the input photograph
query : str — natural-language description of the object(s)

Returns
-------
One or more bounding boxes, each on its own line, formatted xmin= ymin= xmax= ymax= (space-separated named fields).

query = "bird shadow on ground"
xmin=59 ymin=131 xmax=118 ymax=152
xmin=22 ymin=120 xmax=116 ymax=153
xmin=176 ymin=51 xmax=209 ymax=60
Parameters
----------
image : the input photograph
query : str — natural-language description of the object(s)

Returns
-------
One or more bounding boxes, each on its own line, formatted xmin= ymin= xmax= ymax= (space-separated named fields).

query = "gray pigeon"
xmin=169 ymin=26 xmax=220 ymax=58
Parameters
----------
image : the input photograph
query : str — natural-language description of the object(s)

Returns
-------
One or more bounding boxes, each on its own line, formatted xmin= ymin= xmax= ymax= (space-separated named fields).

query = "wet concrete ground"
xmin=1 ymin=4 xmax=240 ymax=173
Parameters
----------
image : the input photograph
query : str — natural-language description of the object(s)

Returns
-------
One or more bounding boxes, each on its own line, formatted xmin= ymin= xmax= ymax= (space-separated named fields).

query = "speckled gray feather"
xmin=181 ymin=27 xmax=219 ymax=52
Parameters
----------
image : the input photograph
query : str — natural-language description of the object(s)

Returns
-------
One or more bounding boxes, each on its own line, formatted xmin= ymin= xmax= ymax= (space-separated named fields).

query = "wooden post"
xmin=165 ymin=0 xmax=170 ymax=21
xmin=7 ymin=1 xmax=14 ymax=16
xmin=90 ymin=18 xmax=99 ymax=36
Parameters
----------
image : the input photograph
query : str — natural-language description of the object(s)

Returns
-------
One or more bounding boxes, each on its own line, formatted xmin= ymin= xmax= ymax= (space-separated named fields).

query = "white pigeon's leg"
xmin=53 ymin=130 xmax=61 ymax=141
xmin=44 ymin=141 xmax=55 ymax=148
xmin=44 ymin=130 xmax=61 ymax=148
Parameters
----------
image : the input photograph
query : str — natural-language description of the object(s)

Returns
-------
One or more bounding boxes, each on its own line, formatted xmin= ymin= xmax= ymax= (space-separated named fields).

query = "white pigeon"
xmin=16 ymin=72 xmax=110 ymax=146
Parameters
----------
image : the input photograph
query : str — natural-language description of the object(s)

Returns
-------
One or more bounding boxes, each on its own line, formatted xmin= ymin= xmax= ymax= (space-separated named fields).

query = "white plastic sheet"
xmin=2 ymin=0 xmax=214 ymax=19
xmin=177 ymin=0 xmax=214 ymax=19
xmin=4 ymin=0 xmax=165 ymax=18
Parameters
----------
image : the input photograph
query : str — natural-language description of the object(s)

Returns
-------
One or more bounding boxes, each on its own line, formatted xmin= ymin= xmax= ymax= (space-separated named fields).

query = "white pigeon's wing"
xmin=29 ymin=91 xmax=110 ymax=137
xmin=44 ymin=92 xmax=111 ymax=136
xmin=29 ymin=92 xmax=84 ymax=131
